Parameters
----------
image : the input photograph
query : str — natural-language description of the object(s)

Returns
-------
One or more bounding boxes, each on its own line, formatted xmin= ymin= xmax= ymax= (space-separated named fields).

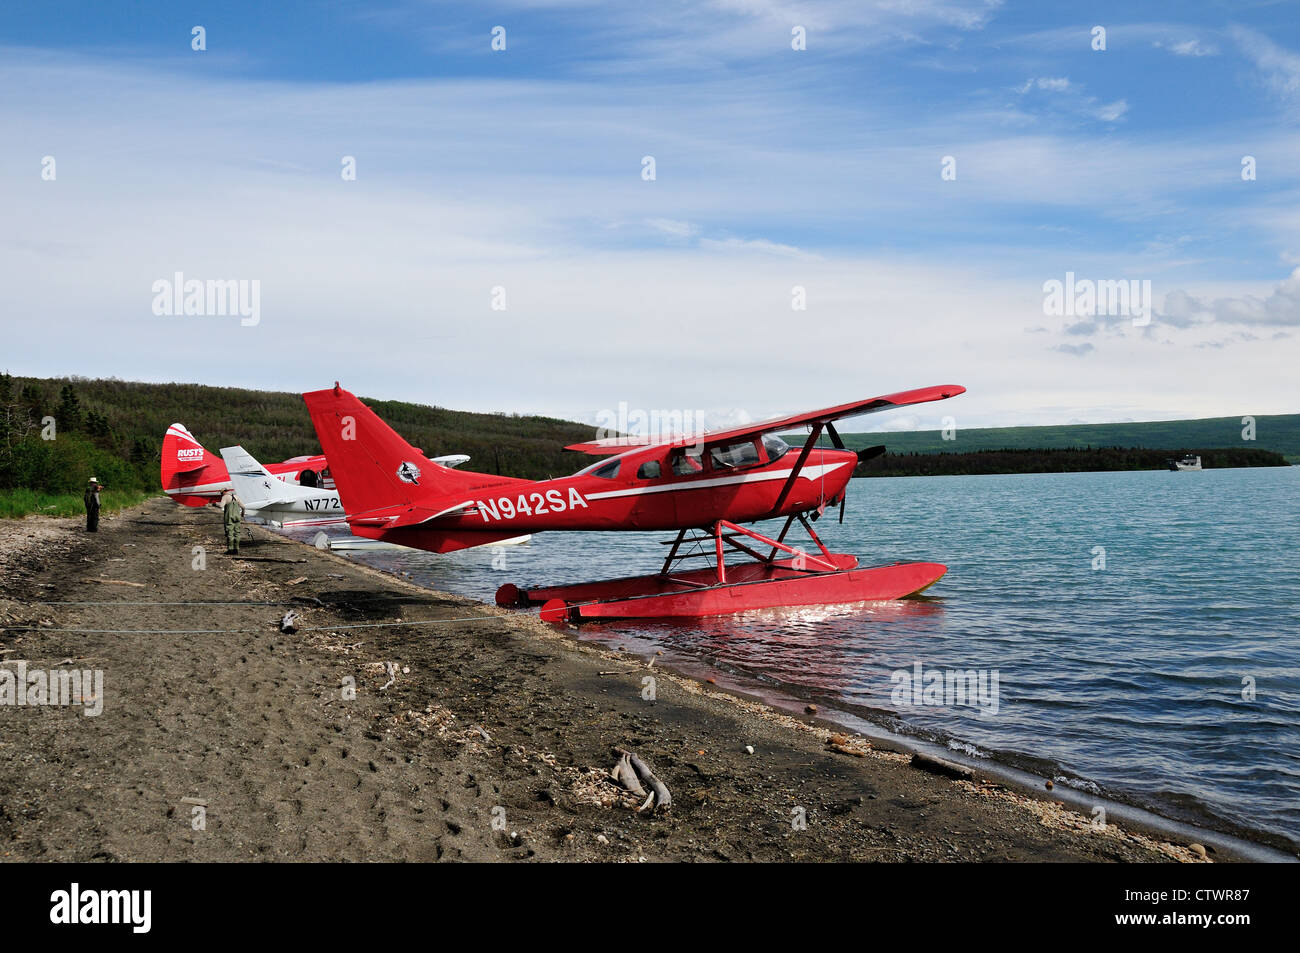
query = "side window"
xmin=762 ymin=434 xmax=790 ymax=463
xmin=637 ymin=460 xmax=662 ymax=480
xmin=710 ymin=440 xmax=761 ymax=470
xmin=670 ymin=448 xmax=704 ymax=476
xmin=593 ymin=459 xmax=621 ymax=479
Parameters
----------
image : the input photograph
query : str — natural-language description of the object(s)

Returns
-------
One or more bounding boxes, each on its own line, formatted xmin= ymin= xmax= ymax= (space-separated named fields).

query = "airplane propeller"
xmin=835 ymin=427 xmax=886 ymax=523
xmin=810 ymin=424 xmax=887 ymax=523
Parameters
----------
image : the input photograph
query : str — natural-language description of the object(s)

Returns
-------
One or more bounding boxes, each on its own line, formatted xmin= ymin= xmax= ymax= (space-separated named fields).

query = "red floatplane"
xmin=302 ymin=383 xmax=965 ymax=622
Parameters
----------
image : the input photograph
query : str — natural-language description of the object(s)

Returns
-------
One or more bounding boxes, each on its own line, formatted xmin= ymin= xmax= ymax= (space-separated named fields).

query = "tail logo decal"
xmin=396 ymin=461 xmax=422 ymax=485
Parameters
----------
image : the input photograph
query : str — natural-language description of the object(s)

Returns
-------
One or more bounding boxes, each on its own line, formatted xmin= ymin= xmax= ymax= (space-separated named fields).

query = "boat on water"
xmin=1168 ymin=454 xmax=1202 ymax=471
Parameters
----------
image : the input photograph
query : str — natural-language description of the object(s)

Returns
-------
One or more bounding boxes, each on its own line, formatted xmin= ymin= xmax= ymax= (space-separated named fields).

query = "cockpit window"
xmin=593 ymin=460 xmax=620 ymax=479
xmin=670 ymin=448 xmax=704 ymax=476
xmin=637 ymin=460 xmax=662 ymax=480
xmin=709 ymin=439 xmax=761 ymax=470
xmin=763 ymin=434 xmax=790 ymax=463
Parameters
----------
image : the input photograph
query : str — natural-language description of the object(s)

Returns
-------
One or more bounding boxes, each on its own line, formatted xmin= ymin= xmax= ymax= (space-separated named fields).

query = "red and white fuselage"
xmin=301 ymin=384 xmax=962 ymax=554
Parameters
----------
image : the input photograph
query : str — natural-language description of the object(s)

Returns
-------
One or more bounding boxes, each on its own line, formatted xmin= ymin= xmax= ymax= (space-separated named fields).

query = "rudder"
xmin=162 ymin=423 xmax=229 ymax=506
xmin=302 ymin=384 xmax=443 ymax=515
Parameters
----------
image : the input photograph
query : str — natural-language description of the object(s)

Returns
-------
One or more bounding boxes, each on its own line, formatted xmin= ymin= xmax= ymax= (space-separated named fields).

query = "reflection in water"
xmin=587 ymin=599 xmax=947 ymax=697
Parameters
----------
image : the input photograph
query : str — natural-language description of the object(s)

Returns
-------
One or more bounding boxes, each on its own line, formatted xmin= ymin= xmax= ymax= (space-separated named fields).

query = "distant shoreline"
xmin=854 ymin=446 xmax=1290 ymax=478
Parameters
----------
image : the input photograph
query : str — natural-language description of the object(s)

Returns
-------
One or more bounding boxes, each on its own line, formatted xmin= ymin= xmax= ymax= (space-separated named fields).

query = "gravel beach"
xmin=0 ymin=497 xmax=1207 ymax=862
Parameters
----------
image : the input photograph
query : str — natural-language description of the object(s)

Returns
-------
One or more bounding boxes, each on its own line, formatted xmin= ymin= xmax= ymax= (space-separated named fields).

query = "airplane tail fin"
xmin=303 ymin=383 xmax=488 ymax=517
xmin=161 ymin=423 xmax=227 ymax=506
xmin=218 ymin=446 xmax=283 ymax=509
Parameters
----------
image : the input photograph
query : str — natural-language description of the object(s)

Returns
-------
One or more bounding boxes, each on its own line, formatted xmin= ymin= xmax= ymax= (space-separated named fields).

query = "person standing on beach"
xmin=83 ymin=477 xmax=103 ymax=532
xmin=221 ymin=489 xmax=244 ymax=555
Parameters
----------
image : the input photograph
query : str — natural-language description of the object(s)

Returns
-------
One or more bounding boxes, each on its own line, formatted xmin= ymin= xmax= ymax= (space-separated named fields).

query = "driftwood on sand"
xmin=611 ymin=747 xmax=671 ymax=812
xmin=610 ymin=752 xmax=646 ymax=798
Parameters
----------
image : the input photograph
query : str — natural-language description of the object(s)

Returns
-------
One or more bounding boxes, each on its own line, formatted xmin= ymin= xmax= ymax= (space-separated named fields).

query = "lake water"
xmin=286 ymin=467 xmax=1300 ymax=853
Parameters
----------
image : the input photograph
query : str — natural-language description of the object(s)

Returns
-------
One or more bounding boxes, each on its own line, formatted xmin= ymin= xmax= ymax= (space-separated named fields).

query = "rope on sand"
xmin=21 ymin=596 xmax=421 ymax=606
xmin=25 ymin=601 xmax=315 ymax=607
xmin=0 ymin=615 xmax=503 ymax=635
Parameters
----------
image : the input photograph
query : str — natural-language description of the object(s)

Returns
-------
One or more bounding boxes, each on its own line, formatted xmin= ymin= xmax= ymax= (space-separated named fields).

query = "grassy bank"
xmin=0 ymin=487 xmax=158 ymax=519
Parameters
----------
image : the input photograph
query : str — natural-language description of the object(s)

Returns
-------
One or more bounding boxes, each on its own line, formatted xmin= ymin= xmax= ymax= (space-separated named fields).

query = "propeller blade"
xmin=838 ymin=445 xmax=885 ymax=523
xmin=826 ymin=421 xmax=846 ymax=449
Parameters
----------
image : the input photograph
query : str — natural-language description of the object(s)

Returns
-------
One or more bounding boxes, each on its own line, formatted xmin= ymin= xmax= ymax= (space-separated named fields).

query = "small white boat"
xmin=1168 ymin=454 xmax=1202 ymax=471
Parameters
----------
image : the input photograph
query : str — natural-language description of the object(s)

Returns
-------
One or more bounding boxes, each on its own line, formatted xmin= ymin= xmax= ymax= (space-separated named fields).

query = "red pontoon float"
xmin=496 ymin=515 xmax=946 ymax=622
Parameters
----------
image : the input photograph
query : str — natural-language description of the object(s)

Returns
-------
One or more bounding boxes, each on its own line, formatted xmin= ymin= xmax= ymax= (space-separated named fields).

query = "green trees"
xmin=0 ymin=376 xmax=153 ymax=493
xmin=0 ymin=374 xmax=598 ymax=494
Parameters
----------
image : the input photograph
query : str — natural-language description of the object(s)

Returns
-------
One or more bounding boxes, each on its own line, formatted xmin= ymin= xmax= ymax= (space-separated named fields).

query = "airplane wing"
xmin=565 ymin=384 xmax=965 ymax=454
xmin=674 ymin=384 xmax=965 ymax=447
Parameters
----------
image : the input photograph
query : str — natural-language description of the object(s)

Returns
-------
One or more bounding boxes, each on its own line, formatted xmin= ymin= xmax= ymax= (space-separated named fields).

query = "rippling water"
xmin=287 ymin=466 xmax=1300 ymax=850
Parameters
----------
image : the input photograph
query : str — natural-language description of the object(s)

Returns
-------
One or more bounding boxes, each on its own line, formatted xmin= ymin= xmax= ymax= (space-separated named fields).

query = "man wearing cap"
xmin=221 ymin=489 xmax=245 ymax=555
xmin=84 ymin=478 xmax=103 ymax=532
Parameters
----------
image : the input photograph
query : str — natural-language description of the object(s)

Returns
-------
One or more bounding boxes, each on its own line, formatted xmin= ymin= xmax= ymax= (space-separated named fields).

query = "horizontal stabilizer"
xmin=431 ymin=454 xmax=471 ymax=469
xmin=347 ymin=498 xmax=477 ymax=529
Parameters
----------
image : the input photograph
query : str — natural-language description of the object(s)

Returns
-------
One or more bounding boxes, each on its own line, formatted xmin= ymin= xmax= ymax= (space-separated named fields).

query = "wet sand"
xmin=0 ymin=497 xmax=1212 ymax=862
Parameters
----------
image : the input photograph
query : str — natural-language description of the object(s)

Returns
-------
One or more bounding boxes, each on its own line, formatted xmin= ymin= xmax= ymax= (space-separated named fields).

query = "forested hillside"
xmin=0 ymin=375 xmax=597 ymax=498
xmin=1 ymin=375 xmax=1291 ymax=513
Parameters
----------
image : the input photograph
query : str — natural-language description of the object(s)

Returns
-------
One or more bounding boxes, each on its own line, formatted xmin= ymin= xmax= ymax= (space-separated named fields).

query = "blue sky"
xmin=2 ymin=1 xmax=1298 ymax=430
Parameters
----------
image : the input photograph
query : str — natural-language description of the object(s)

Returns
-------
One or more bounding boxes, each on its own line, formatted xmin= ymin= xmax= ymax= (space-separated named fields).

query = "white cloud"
xmin=698 ymin=236 xmax=819 ymax=259
xmin=1015 ymin=76 xmax=1071 ymax=93
xmin=646 ymin=218 xmax=699 ymax=239
xmin=1094 ymin=99 xmax=1128 ymax=121
xmin=1232 ymin=25 xmax=1300 ymax=98
xmin=1160 ymin=269 xmax=1300 ymax=328
xmin=1166 ymin=39 xmax=1218 ymax=57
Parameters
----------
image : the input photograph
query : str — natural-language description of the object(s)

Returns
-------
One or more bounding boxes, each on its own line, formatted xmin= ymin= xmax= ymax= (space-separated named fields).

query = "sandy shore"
xmin=0 ymin=497 xmax=1212 ymax=862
